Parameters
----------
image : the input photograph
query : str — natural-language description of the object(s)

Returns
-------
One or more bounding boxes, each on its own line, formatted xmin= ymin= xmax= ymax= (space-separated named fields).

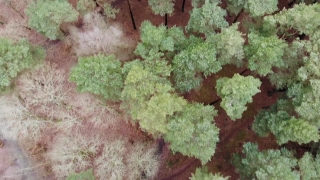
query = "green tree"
xmin=172 ymin=36 xmax=221 ymax=92
xmin=267 ymin=39 xmax=305 ymax=89
xmin=298 ymin=152 xmax=320 ymax=180
xmin=148 ymin=0 xmax=175 ymax=16
xmin=189 ymin=167 xmax=229 ymax=180
xmin=121 ymin=63 xmax=186 ymax=136
xmin=69 ymin=54 xmax=123 ymax=101
xmin=207 ymin=23 xmax=245 ymax=67
xmin=26 ymin=0 xmax=79 ymax=40
xmin=134 ymin=20 xmax=187 ymax=60
xmin=287 ymin=53 xmax=320 ymax=126
xmin=96 ymin=0 xmax=120 ymax=19
xmin=263 ymin=3 xmax=320 ymax=37
xmin=216 ymin=74 xmax=261 ymax=120
xmin=76 ymin=0 xmax=96 ymax=16
xmin=231 ymin=142 xmax=300 ymax=180
xmin=245 ymin=32 xmax=287 ymax=76
xmin=253 ymin=109 xmax=319 ymax=145
xmin=227 ymin=0 xmax=278 ymax=17
xmin=187 ymin=0 xmax=228 ymax=36
xmin=165 ymin=103 xmax=219 ymax=164
xmin=0 ymin=38 xmax=45 ymax=92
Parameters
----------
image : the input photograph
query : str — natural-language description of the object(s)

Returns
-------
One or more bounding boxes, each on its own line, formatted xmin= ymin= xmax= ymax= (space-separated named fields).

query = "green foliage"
xmin=135 ymin=21 xmax=186 ymax=59
xmin=286 ymin=53 xmax=320 ymax=126
xmin=77 ymin=0 xmax=96 ymax=16
xmin=298 ymin=153 xmax=320 ymax=180
xmin=245 ymin=32 xmax=287 ymax=76
xmin=232 ymin=142 xmax=300 ymax=180
xmin=187 ymin=0 xmax=228 ymax=35
xmin=97 ymin=0 xmax=120 ymax=19
xmin=138 ymin=92 xmax=187 ymax=135
xmin=165 ymin=103 xmax=219 ymax=164
xmin=26 ymin=0 xmax=79 ymax=40
xmin=253 ymin=100 xmax=319 ymax=145
xmin=121 ymin=63 xmax=186 ymax=136
xmin=276 ymin=117 xmax=319 ymax=145
xmin=189 ymin=167 xmax=229 ymax=180
xmin=216 ymin=74 xmax=261 ymax=120
xmin=0 ymin=38 xmax=45 ymax=92
xmin=172 ymin=37 xmax=221 ymax=92
xmin=69 ymin=54 xmax=123 ymax=101
xmin=66 ymin=169 xmax=95 ymax=180
xmin=268 ymin=39 xmax=305 ymax=89
xmin=227 ymin=0 xmax=278 ymax=17
xmin=263 ymin=3 xmax=320 ymax=37
xmin=207 ymin=23 xmax=245 ymax=67
xmin=148 ymin=0 xmax=175 ymax=16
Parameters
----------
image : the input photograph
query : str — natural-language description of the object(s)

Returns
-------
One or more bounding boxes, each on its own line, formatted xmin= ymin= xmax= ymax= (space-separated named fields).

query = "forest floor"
xmin=0 ymin=0 xmax=294 ymax=179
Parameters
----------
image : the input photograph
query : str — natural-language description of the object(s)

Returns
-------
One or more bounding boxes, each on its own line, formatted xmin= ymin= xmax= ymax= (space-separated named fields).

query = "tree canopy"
xmin=70 ymin=54 xmax=124 ymax=101
xmin=165 ymin=103 xmax=219 ymax=164
xmin=26 ymin=0 xmax=79 ymax=40
xmin=216 ymin=74 xmax=261 ymax=120
xmin=0 ymin=38 xmax=45 ymax=92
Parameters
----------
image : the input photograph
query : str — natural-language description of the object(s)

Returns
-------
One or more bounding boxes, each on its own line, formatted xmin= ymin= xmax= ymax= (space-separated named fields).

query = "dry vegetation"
xmin=0 ymin=1 xmax=160 ymax=179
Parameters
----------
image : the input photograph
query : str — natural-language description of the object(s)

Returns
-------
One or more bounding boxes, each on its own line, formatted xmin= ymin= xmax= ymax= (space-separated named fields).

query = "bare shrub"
xmin=94 ymin=140 xmax=160 ymax=180
xmin=0 ymin=95 xmax=50 ymax=141
xmin=67 ymin=12 xmax=135 ymax=60
xmin=126 ymin=143 xmax=160 ymax=180
xmin=16 ymin=62 xmax=70 ymax=120
xmin=67 ymin=92 xmax=120 ymax=128
xmin=45 ymin=131 xmax=101 ymax=180
xmin=94 ymin=140 xmax=127 ymax=180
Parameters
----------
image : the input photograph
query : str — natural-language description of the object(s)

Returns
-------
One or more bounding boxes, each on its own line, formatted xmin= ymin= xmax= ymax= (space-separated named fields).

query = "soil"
xmin=0 ymin=0 xmax=297 ymax=179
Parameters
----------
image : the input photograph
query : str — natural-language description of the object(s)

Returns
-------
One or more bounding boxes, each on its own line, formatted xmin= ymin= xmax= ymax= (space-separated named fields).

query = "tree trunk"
xmin=233 ymin=9 xmax=243 ymax=23
xmin=209 ymin=98 xmax=221 ymax=106
xmin=267 ymin=88 xmax=288 ymax=97
xmin=182 ymin=0 xmax=186 ymax=12
xmin=126 ymin=0 xmax=137 ymax=30
xmin=165 ymin=14 xmax=168 ymax=28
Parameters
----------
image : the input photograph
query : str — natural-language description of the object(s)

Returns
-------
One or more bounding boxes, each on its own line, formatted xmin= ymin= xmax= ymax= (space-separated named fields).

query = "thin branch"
xmin=5 ymin=0 xmax=24 ymax=19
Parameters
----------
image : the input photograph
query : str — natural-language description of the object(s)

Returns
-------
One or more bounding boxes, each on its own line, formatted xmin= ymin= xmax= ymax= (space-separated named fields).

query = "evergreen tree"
xmin=26 ymin=0 xmax=79 ymax=40
xmin=189 ymin=167 xmax=229 ymax=180
xmin=0 ymin=38 xmax=45 ymax=92
xmin=187 ymin=0 xmax=228 ymax=36
xmin=172 ymin=36 xmax=221 ymax=92
xmin=245 ymin=32 xmax=287 ymax=76
xmin=253 ymin=98 xmax=319 ymax=145
xmin=299 ymin=152 xmax=320 ymax=180
xmin=135 ymin=20 xmax=187 ymax=60
xmin=227 ymin=0 xmax=278 ymax=17
xmin=165 ymin=103 xmax=219 ymax=164
xmin=69 ymin=54 xmax=124 ymax=101
xmin=148 ymin=0 xmax=175 ymax=16
xmin=121 ymin=63 xmax=186 ymax=136
xmin=232 ymin=142 xmax=300 ymax=180
xmin=207 ymin=23 xmax=245 ymax=67
xmin=216 ymin=74 xmax=261 ymax=120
